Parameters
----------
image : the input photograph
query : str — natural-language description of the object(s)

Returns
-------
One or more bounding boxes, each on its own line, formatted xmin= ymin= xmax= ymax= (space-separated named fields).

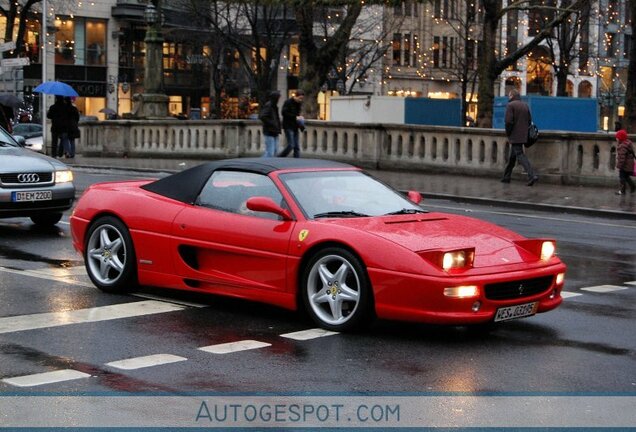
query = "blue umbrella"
xmin=33 ymin=81 xmax=79 ymax=97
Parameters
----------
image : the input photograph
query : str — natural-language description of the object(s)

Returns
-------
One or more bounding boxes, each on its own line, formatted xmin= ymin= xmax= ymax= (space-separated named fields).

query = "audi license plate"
xmin=494 ymin=302 xmax=538 ymax=322
xmin=11 ymin=190 xmax=52 ymax=202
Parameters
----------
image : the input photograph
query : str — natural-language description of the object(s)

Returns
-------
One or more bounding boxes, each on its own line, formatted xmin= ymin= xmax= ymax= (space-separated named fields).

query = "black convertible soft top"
xmin=141 ymin=157 xmax=354 ymax=204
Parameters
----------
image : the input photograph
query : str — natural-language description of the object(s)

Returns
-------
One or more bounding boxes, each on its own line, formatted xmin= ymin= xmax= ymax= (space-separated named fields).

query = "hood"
xmin=0 ymin=147 xmax=66 ymax=172
xmin=325 ymin=212 xmax=535 ymax=268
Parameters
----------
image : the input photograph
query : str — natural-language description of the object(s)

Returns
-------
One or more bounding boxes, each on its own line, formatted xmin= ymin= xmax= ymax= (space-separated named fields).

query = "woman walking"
xmin=614 ymin=129 xmax=635 ymax=195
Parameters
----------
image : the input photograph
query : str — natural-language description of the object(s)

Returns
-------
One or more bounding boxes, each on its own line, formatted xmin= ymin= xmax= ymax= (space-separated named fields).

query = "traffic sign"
xmin=1 ymin=57 xmax=29 ymax=67
xmin=0 ymin=41 xmax=16 ymax=52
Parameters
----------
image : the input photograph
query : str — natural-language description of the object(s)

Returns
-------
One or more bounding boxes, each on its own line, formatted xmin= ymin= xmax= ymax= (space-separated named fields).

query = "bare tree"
xmin=544 ymin=0 xmax=590 ymax=96
xmin=476 ymin=0 xmax=589 ymax=127
xmin=295 ymin=1 xmax=363 ymax=118
xmin=179 ymin=0 xmax=294 ymax=108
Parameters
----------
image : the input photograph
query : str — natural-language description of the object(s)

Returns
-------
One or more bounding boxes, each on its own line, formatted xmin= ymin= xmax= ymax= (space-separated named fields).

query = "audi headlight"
xmin=55 ymin=170 xmax=73 ymax=183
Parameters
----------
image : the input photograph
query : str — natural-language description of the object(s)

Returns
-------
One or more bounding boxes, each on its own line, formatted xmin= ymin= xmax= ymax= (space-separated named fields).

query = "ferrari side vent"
xmin=484 ymin=276 xmax=553 ymax=300
xmin=184 ymin=279 xmax=201 ymax=288
xmin=178 ymin=245 xmax=199 ymax=270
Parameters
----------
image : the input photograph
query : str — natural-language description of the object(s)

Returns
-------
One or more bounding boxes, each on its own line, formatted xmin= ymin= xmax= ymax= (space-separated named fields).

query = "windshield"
xmin=280 ymin=170 xmax=425 ymax=219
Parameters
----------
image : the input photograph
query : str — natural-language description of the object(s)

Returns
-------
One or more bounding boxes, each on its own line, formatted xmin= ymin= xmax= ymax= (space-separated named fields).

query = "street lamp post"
xmin=133 ymin=1 xmax=168 ymax=118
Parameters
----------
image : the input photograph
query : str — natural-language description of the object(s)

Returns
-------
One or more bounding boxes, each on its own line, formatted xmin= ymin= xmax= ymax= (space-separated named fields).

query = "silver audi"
xmin=0 ymin=127 xmax=75 ymax=226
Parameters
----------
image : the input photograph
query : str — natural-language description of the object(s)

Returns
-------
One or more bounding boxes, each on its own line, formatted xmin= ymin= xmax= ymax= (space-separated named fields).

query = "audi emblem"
xmin=17 ymin=173 xmax=40 ymax=183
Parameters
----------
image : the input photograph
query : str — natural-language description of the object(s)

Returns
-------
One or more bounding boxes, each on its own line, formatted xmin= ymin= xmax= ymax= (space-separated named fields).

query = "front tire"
xmin=84 ymin=216 xmax=137 ymax=293
xmin=30 ymin=212 xmax=62 ymax=226
xmin=301 ymin=247 xmax=373 ymax=332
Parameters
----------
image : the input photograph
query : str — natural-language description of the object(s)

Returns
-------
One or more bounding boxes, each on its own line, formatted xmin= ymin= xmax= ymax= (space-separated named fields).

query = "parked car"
xmin=12 ymin=123 xmax=44 ymax=153
xmin=12 ymin=123 xmax=43 ymax=139
xmin=0 ymin=126 xmax=75 ymax=226
xmin=70 ymin=158 xmax=566 ymax=331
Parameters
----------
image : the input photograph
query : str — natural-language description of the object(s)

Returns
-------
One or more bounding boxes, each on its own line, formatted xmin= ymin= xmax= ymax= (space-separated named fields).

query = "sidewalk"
xmin=67 ymin=155 xmax=636 ymax=220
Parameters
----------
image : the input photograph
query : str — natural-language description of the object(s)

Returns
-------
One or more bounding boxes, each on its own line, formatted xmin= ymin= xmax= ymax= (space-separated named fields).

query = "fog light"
xmin=555 ymin=272 xmax=565 ymax=286
xmin=549 ymin=289 xmax=557 ymax=299
xmin=472 ymin=301 xmax=481 ymax=312
xmin=444 ymin=285 xmax=479 ymax=298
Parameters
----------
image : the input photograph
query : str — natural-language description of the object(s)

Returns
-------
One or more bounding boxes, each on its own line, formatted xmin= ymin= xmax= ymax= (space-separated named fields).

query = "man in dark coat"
xmin=278 ymin=89 xmax=305 ymax=158
xmin=258 ymin=91 xmax=281 ymax=157
xmin=47 ymin=96 xmax=66 ymax=157
xmin=501 ymin=89 xmax=538 ymax=186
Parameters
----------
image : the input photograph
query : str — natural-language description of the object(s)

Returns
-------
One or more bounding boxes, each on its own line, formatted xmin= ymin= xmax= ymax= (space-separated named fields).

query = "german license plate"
xmin=11 ymin=190 xmax=52 ymax=202
xmin=494 ymin=302 xmax=538 ymax=322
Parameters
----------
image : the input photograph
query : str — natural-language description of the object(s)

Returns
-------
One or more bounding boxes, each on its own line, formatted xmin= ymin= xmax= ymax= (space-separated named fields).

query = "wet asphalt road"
xmin=0 ymin=168 xmax=634 ymax=396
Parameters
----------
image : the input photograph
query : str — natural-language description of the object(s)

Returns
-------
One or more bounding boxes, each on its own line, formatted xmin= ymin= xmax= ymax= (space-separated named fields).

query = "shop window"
xmin=55 ymin=19 xmax=75 ymax=65
xmin=54 ymin=17 xmax=106 ymax=66
xmin=86 ymin=20 xmax=106 ymax=66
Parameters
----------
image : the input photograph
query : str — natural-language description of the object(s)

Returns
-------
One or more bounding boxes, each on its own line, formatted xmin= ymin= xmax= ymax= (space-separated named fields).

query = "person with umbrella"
xmin=61 ymin=97 xmax=80 ymax=158
xmin=47 ymin=96 xmax=66 ymax=157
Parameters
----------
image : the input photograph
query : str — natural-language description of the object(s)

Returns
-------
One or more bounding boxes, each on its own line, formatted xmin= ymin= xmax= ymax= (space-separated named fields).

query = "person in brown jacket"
xmin=501 ymin=89 xmax=539 ymax=186
xmin=614 ymin=129 xmax=635 ymax=195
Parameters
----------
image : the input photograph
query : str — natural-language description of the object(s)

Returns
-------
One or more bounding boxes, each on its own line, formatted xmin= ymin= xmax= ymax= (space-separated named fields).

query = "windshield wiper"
xmin=384 ymin=208 xmax=427 ymax=216
xmin=313 ymin=210 xmax=370 ymax=219
xmin=0 ymin=141 xmax=15 ymax=147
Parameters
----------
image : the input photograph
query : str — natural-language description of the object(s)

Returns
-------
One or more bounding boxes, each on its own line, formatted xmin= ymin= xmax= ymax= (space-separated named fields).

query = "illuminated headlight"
xmin=442 ymin=249 xmax=474 ymax=271
xmin=55 ymin=170 xmax=73 ymax=183
xmin=444 ymin=285 xmax=479 ymax=298
xmin=540 ymin=241 xmax=556 ymax=261
xmin=555 ymin=272 xmax=565 ymax=286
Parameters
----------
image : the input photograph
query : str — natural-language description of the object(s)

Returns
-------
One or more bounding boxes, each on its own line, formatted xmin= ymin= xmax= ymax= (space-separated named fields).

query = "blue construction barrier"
xmin=404 ymin=98 xmax=462 ymax=126
xmin=493 ymin=95 xmax=598 ymax=132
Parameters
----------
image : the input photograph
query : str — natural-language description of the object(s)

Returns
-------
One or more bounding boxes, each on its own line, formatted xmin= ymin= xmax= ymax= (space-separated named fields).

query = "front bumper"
xmin=370 ymin=263 xmax=566 ymax=325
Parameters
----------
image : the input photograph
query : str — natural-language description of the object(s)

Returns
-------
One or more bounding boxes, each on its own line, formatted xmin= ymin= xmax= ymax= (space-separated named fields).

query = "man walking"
xmin=258 ymin=91 xmax=281 ymax=157
xmin=279 ymin=89 xmax=305 ymax=158
xmin=501 ymin=89 xmax=539 ymax=186
xmin=47 ymin=96 xmax=65 ymax=157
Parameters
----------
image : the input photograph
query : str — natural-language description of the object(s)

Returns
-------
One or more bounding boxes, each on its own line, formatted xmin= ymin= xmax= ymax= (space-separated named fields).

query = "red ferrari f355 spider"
xmin=70 ymin=158 xmax=566 ymax=331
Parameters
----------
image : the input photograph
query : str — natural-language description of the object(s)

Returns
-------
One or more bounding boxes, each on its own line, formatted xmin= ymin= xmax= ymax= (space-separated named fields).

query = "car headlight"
xmin=55 ymin=170 xmax=73 ymax=183
xmin=420 ymin=248 xmax=475 ymax=272
xmin=540 ymin=241 xmax=556 ymax=261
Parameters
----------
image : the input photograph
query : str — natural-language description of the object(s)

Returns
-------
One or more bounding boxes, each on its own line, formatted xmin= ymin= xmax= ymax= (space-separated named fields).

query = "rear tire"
xmin=301 ymin=247 xmax=373 ymax=332
xmin=30 ymin=212 xmax=62 ymax=226
xmin=84 ymin=216 xmax=137 ymax=293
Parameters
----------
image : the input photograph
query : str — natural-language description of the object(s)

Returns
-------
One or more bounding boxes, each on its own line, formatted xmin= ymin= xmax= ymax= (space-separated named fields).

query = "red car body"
xmin=70 ymin=158 xmax=565 ymax=330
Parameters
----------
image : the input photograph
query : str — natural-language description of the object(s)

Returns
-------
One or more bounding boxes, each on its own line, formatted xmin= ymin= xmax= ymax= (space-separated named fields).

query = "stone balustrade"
xmin=78 ymin=119 xmax=620 ymax=186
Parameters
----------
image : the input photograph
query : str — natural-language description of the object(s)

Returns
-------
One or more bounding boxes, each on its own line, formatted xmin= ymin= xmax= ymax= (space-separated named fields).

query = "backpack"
xmin=525 ymin=122 xmax=539 ymax=148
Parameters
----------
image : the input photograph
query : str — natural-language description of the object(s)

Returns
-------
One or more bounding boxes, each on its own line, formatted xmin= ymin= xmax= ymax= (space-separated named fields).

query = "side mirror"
xmin=12 ymin=135 xmax=26 ymax=147
xmin=407 ymin=190 xmax=422 ymax=205
xmin=246 ymin=196 xmax=292 ymax=220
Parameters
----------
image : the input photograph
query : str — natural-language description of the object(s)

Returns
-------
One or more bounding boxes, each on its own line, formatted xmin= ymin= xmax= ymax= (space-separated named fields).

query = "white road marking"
xmin=198 ymin=340 xmax=271 ymax=354
xmin=561 ymin=291 xmax=583 ymax=298
xmin=132 ymin=293 xmax=208 ymax=308
xmin=0 ymin=300 xmax=186 ymax=335
xmin=29 ymin=266 xmax=87 ymax=277
xmin=625 ymin=281 xmax=636 ymax=286
xmin=280 ymin=328 xmax=339 ymax=341
xmin=2 ymin=369 xmax=90 ymax=387
xmin=580 ymin=285 xmax=629 ymax=293
xmin=105 ymin=354 xmax=187 ymax=370
xmin=0 ymin=266 xmax=93 ymax=288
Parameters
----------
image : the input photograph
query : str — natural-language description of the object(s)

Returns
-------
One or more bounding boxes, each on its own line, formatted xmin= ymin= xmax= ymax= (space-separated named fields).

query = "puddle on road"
xmin=0 ymin=244 xmax=82 ymax=268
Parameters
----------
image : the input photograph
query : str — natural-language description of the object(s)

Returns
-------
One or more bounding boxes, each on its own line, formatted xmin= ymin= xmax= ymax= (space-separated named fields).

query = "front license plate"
xmin=11 ymin=190 xmax=52 ymax=202
xmin=494 ymin=302 xmax=538 ymax=322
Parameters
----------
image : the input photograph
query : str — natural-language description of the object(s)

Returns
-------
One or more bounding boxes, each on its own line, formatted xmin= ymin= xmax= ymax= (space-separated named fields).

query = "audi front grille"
xmin=0 ymin=172 xmax=54 ymax=186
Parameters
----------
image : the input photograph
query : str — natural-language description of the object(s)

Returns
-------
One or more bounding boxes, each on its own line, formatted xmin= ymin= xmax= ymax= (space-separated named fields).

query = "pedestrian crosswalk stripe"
xmin=2 ymin=369 xmax=90 ymax=387
xmin=0 ymin=266 xmax=93 ymax=288
xmin=561 ymin=291 xmax=582 ymax=298
xmin=105 ymin=354 xmax=187 ymax=370
xmin=198 ymin=340 xmax=271 ymax=354
xmin=580 ymin=285 xmax=629 ymax=293
xmin=0 ymin=300 xmax=186 ymax=334
xmin=280 ymin=328 xmax=339 ymax=341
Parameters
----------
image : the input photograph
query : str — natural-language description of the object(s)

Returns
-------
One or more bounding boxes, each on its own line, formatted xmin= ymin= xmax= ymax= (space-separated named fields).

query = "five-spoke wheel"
xmin=85 ymin=216 xmax=136 ymax=292
xmin=302 ymin=247 xmax=372 ymax=331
